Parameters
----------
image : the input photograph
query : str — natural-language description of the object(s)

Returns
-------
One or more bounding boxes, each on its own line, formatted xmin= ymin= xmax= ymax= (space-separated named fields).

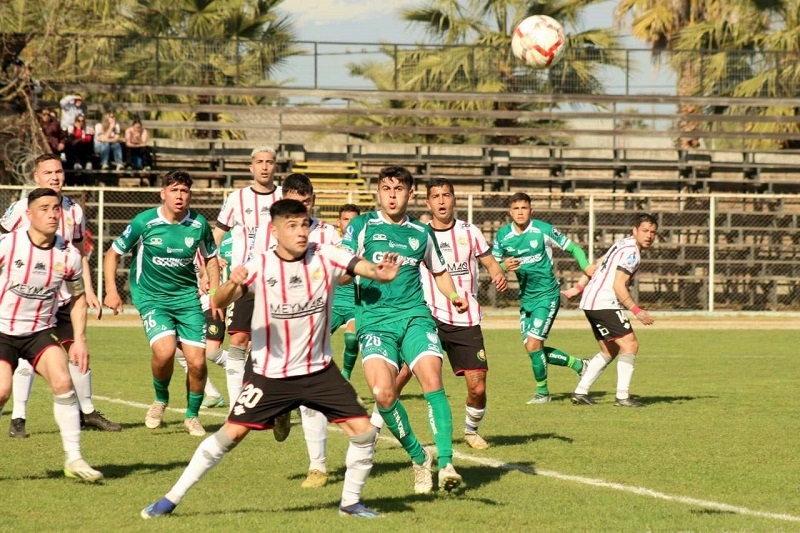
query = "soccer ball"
xmin=511 ymin=15 xmax=566 ymax=69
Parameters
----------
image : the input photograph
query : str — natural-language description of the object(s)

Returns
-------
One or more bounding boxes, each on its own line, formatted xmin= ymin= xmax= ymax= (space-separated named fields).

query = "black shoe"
xmin=81 ymin=411 xmax=122 ymax=431
xmin=571 ymin=393 xmax=596 ymax=406
xmin=614 ymin=397 xmax=644 ymax=408
xmin=9 ymin=418 xmax=28 ymax=438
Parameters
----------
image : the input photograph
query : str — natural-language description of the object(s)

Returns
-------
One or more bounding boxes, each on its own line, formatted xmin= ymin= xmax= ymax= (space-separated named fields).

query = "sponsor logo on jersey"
xmin=408 ymin=237 xmax=420 ymax=250
xmin=14 ymin=259 xmax=24 ymax=268
xmin=518 ymin=254 xmax=543 ymax=265
xmin=439 ymin=241 xmax=452 ymax=251
xmin=184 ymin=237 xmax=195 ymax=247
xmin=245 ymin=208 xmax=253 ymax=214
xmin=529 ymin=238 xmax=538 ymax=248
xmin=266 ymin=277 xmax=278 ymax=286
xmin=447 ymin=261 xmax=469 ymax=276
xmin=152 ymin=256 xmax=194 ymax=267
xmin=260 ymin=206 xmax=270 ymax=214
xmin=426 ymin=331 xmax=438 ymax=344
xmin=9 ymin=283 xmax=56 ymax=301
xmin=2 ymin=204 xmax=15 ymax=219
xmin=344 ymin=225 xmax=354 ymax=239
xmin=552 ymin=227 xmax=562 ymax=237
xmin=33 ymin=262 xmax=46 ymax=272
xmin=269 ymin=297 xmax=325 ymax=319
xmin=372 ymin=233 xmax=387 ymax=241
xmin=504 ymin=246 xmax=515 ymax=252
xmin=149 ymin=237 xmax=163 ymax=245
xmin=388 ymin=241 xmax=407 ymax=250
xmin=502 ymin=232 xmax=516 ymax=241
xmin=66 ymin=217 xmax=74 ymax=227
xmin=166 ymin=247 xmax=183 ymax=253
xmin=288 ymin=275 xmax=304 ymax=288
xmin=372 ymin=251 xmax=418 ymax=266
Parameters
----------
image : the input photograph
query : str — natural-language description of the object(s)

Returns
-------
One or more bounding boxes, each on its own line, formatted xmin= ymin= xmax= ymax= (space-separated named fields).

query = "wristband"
xmin=449 ymin=292 xmax=459 ymax=302
xmin=209 ymin=289 xmax=217 ymax=296
xmin=575 ymin=284 xmax=585 ymax=293
xmin=499 ymin=261 xmax=507 ymax=272
xmin=631 ymin=305 xmax=642 ymax=315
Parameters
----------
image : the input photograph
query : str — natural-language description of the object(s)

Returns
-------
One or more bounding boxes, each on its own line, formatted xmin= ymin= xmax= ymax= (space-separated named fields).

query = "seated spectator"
xmin=66 ymin=116 xmax=94 ymax=170
xmin=124 ymin=118 xmax=151 ymax=170
xmin=94 ymin=113 xmax=124 ymax=170
xmin=39 ymin=107 xmax=66 ymax=158
xmin=59 ymin=94 xmax=84 ymax=131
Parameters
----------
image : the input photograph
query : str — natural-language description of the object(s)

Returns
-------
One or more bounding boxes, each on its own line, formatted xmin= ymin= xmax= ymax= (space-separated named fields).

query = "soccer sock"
xmin=424 ymin=389 xmax=454 ymax=469
xmin=341 ymin=332 xmax=359 ymax=380
xmin=341 ymin=427 xmax=376 ymax=508
xmin=186 ymin=392 xmax=204 ymax=418
xmin=378 ymin=399 xmax=426 ymax=465
xmin=225 ymin=345 xmax=247 ymax=406
xmin=465 ymin=405 xmax=486 ymax=433
xmin=53 ymin=391 xmax=81 ymax=463
xmin=204 ymin=377 xmax=222 ymax=399
xmin=300 ymin=406 xmax=328 ymax=473
xmin=370 ymin=405 xmax=384 ymax=431
xmin=165 ymin=429 xmax=238 ymax=505
xmin=616 ymin=353 xmax=636 ymax=399
xmin=67 ymin=365 xmax=96 ymax=414
xmin=528 ymin=349 xmax=549 ymax=395
xmin=206 ymin=348 xmax=227 ymax=367
xmin=153 ymin=377 xmax=171 ymax=404
xmin=11 ymin=359 xmax=34 ymax=419
xmin=544 ymin=347 xmax=582 ymax=373
xmin=574 ymin=352 xmax=612 ymax=395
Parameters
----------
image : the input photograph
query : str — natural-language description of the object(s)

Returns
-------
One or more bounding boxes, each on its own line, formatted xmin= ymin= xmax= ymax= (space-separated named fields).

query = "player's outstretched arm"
xmin=478 ymin=253 xmax=508 ymax=292
xmin=613 ymin=270 xmax=654 ymax=325
xmin=102 ymin=248 xmax=124 ymax=315
xmin=213 ymin=265 xmax=247 ymax=309
xmin=351 ymin=252 xmax=401 ymax=282
xmin=565 ymin=242 xmax=596 ymax=277
xmin=432 ymin=269 xmax=469 ymax=313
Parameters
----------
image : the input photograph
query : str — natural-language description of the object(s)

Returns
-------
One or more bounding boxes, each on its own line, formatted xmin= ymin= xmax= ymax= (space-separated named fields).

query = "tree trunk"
xmin=675 ymin=59 xmax=701 ymax=149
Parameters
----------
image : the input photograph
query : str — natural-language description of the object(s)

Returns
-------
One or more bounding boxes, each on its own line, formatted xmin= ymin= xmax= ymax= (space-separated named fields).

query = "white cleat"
xmin=183 ymin=417 xmax=206 ymax=437
xmin=413 ymin=449 xmax=434 ymax=494
xmin=145 ymin=401 xmax=167 ymax=429
xmin=438 ymin=463 xmax=463 ymax=492
xmin=64 ymin=458 xmax=104 ymax=482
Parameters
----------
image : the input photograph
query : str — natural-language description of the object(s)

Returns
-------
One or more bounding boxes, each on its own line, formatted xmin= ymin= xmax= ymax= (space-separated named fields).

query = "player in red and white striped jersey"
xmin=562 ymin=213 xmax=658 ymax=407
xmin=141 ymin=199 xmax=401 ymax=519
xmin=0 ymin=187 xmax=103 ymax=481
xmin=0 ymin=154 xmax=118 ymax=438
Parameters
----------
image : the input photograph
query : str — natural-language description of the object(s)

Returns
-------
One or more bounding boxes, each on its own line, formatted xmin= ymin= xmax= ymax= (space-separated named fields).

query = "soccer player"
xmin=140 ymin=199 xmax=401 ymax=520
xmin=341 ymin=166 xmax=468 ymax=494
xmin=2 ymin=153 xmax=120 ymax=438
xmin=562 ymin=213 xmax=657 ymax=407
xmin=0 ymin=187 xmax=103 ymax=481
xmin=491 ymin=192 xmax=596 ymax=404
xmin=334 ymin=204 xmax=362 ymax=382
xmin=213 ymin=146 xmax=281 ymax=409
xmin=103 ymin=171 xmax=220 ymax=436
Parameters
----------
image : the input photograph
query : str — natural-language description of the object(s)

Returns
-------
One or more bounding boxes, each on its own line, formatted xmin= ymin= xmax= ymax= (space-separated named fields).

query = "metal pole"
xmin=394 ymin=45 xmax=399 ymax=91
xmin=467 ymin=194 xmax=474 ymax=224
xmin=155 ymin=37 xmax=160 ymax=84
xmin=96 ymin=189 xmax=105 ymax=306
xmin=588 ymin=194 xmax=595 ymax=261
xmin=708 ymin=194 xmax=716 ymax=312
xmin=314 ymin=42 xmax=318 ymax=89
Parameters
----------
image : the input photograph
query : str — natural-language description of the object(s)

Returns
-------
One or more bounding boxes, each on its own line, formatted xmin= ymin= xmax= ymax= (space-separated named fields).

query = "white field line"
xmin=94 ymin=395 xmax=800 ymax=524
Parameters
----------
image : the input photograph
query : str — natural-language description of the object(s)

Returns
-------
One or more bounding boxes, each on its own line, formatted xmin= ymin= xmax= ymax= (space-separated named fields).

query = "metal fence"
xmin=2 ymin=186 xmax=797 ymax=313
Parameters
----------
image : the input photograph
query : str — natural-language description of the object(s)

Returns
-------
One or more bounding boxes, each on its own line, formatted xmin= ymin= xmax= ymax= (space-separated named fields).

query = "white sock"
xmin=300 ymin=406 xmax=327 ymax=473
xmin=68 ymin=365 xmax=95 ymax=414
xmin=465 ymin=405 xmax=485 ymax=433
xmin=166 ymin=429 xmax=237 ymax=505
xmin=616 ymin=353 xmax=636 ymax=399
xmin=175 ymin=349 xmax=188 ymax=372
xmin=204 ymin=378 xmax=222 ymax=399
xmin=340 ymin=428 xmax=376 ymax=507
xmin=53 ymin=391 xmax=81 ymax=463
xmin=207 ymin=348 xmax=227 ymax=367
xmin=574 ymin=352 xmax=612 ymax=395
xmin=370 ymin=405 xmax=384 ymax=431
xmin=11 ymin=359 xmax=34 ymax=419
xmin=225 ymin=345 xmax=247 ymax=409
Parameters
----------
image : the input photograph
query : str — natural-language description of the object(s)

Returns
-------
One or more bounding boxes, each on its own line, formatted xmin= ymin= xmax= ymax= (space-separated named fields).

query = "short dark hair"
xmin=270 ymin=198 xmax=310 ymax=221
xmin=634 ymin=213 xmax=658 ymax=228
xmin=509 ymin=192 xmax=531 ymax=205
xmin=27 ymin=187 xmax=59 ymax=207
xmin=162 ymin=170 xmax=193 ymax=189
xmin=34 ymin=153 xmax=61 ymax=167
xmin=426 ymin=177 xmax=455 ymax=197
xmin=282 ymin=173 xmax=314 ymax=196
xmin=378 ymin=166 xmax=414 ymax=189
xmin=338 ymin=203 xmax=360 ymax=216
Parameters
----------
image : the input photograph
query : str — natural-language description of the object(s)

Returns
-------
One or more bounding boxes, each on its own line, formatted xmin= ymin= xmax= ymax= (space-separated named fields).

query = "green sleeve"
xmin=565 ymin=241 xmax=590 ymax=270
xmin=112 ymin=213 xmax=144 ymax=254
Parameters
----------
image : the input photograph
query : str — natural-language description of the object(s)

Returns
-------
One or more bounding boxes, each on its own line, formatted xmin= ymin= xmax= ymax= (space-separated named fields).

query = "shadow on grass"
xmin=690 ymin=508 xmax=736 ymax=515
xmin=315 ymin=460 xmax=418 ymax=485
xmin=484 ymin=433 xmax=572 ymax=446
xmin=635 ymin=395 xmax=717 ymax=406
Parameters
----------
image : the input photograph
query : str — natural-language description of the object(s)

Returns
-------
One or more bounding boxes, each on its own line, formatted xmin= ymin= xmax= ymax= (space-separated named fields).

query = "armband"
xmin=449 ymin=292 xmax=459 ymax=303
xmin=499 ymin=261 xmax=507 ymax=272
xmin=208 ymin=289 xmax=217 ymax=296
xmin=575 ymin=284 xmax=584 ymax=293
xmin=631 ymin=305 xmax=642 ymax=315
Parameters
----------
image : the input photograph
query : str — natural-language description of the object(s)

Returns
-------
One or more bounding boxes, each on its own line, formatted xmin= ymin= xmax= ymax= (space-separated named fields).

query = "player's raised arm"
xmin=350 ymin=251 xmax=401 ymax=282
xmin=213 ymin=265 xmax=248 ymax=309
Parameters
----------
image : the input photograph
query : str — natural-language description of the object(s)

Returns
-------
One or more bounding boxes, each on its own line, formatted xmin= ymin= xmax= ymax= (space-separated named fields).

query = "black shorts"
xmin=583 ymin=309 xmax=634 ymax=341
xmin=205 ymin=308 xmax=226 ymax=342
xmin=227 ymin=362 xmax=368 ymax=430
xmin=54 ymin=304 xmax=73 ymax=344
xmin=227 ymin=291 xmax=254 ymax=335
xmin=0 ymin=328 xmax=62 ymax=371
xmin=434 ymin=318 xmax=488 ymax=375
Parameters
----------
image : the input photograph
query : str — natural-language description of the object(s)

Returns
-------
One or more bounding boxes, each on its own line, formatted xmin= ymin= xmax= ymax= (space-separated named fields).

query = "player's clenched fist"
xmin=229 ymin=265 xmax=248 ymax=285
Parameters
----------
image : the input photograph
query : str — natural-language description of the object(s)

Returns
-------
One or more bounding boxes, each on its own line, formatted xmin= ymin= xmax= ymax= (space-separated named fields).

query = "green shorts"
xmin=137 ymin=300 xmax=206 ymax=348
xmin=519 ymin=294 xmax=560 ymax=342
xmin=330 ymin=306 xmax=355 ymax=335
xmin=359 ymin=315 xmax=443 ymax=372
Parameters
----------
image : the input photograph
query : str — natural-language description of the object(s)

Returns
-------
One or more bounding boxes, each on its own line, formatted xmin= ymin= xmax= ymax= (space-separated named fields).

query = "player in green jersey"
xmin=492 ymin=192 xmax=596 ymax=404
xmin=341 ymin=166 xmax=468 ymax=494
xmin=333 ymin=204 xmax=361 ymax=381
xmin=103 ymin=171 xmax=220 ymax=436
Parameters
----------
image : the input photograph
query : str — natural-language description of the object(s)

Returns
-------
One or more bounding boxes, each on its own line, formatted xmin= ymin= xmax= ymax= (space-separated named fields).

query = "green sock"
xmin=545 ymin=347 xmax=581 ymax=371
xmin=186 ymin=391 xmax=204 ymax=418
xmin=153 ymin=377 xmax=171 ymax=404
xmin=341 ymin=332 xmax=359 ymax=380
xmin=528 ymin=349 xmax=549 ymax=395
xmin=378 ymin=399 xmax=426 ymax=464
xmin=424 ymin=389 xmax=454 ymax=469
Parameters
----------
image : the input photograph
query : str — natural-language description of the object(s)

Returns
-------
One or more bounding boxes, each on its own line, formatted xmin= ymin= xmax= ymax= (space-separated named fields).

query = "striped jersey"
xmin=243 ymin=243 xmax=358 ymax=378
xmin=0 ymin=230 xmax=82 ymax=335
xmin=580 ymin=236 xmax=642 ymax=311
xmin=216 ymin=186 xmax=281 ymax=269
xmin=251 ymin=218 xmax=339 ymax=257
xmin=421 ymin=219 xmax=490 ymax=327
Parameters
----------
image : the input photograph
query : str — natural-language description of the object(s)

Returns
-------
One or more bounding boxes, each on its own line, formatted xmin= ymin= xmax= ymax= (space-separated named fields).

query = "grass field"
xmin=1 ymin=323 xmax=799 ymax=532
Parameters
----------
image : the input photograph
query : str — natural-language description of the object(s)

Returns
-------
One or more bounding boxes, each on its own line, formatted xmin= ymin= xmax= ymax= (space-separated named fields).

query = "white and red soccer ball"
xmin=511 ymin=15 xmax=566 ymax=69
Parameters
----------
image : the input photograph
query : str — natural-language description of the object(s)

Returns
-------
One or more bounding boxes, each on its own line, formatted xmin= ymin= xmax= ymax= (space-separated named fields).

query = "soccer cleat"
xmin=201 ymin=395 xmax=225 ymax=408
xmin=526 ymin=393 xmax=551 ymax=405
xmin=82 ymin=410 xmax=122 ymax=431
xmin=464 ymin=431 xmax=489 ymax=450
xmin=301 ymin=469 xmax=328 ymax=488
xmin=412 ymin=449 xmax=434 ymax=494
xmin=579 ymin=359 xmax=590 ymax=377
xmin=64 ymin=458 xmax=104 ymax=482
xmin=273 ymin=411 xmax=292 ymax=442
xmin=614 ymin=396 xmax=645 ymax=408
xmin=9 ymin=418 xmax=28 ymax=438
xmin=571 ymin=393 xmax=596 ymax=406
xmin=145 ymin=401 xmax=167 ymax=429
xmin=140 ymin=497 xmax=177 ymax=519
xmin=184 ymin=417 xmax=206 ymax=436
xmin=438 ymin=463 xmax=463 ymax=492
xmin=339 ymin=502 xmax=381 ymax=518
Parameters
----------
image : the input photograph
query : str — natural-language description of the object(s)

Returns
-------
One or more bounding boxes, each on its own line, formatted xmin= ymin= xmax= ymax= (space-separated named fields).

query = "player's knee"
xmin=468 ymin=377 xmax=486 ymax=399
xmin=371 ymin=385 xmax=396 ymax=407
xmin=343 ymin=332 xmax=359 ymax=352
xmin=230 ymin=333 xmax=249 ymax=346
xmin=48 ymin=371 xmax=74 ymax=395
xmin=350 ymin=426 xmax=377 ymax=447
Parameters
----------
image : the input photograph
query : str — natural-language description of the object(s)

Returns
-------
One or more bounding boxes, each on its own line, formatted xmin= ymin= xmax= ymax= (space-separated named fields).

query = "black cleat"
xmin=614 ymin=397 xmax=644 ymax=408
xmin=81 ymin=411 xmax=122 ymax=431
xmin=9 ymin=418 xmax=28 ymax=438
xmin=571 ymin=393 xmax=596 ymax=406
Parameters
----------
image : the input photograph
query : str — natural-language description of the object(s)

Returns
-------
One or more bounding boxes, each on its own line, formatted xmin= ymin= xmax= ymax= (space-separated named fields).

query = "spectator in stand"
xmin=94 ymin=113 xmax=124 ymax=171
xmin=59 ymin=94 xmax=85 ymax=132
xmin=125 ymin=118 xmax=151 ymax=170
xmin=66 ymin=116 xmax=94 ymax=171
xmin=40 ymin=108 xmax=66 ymax=158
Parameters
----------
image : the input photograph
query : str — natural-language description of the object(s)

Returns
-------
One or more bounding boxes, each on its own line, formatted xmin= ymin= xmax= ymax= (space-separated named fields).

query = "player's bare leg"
xmin=180 ymin=343 xmax=209 ymax=435
xmin=463 ymin=369 xmax=489 ymax=450
xmin=146 ymin=335 xmax=178 ymax=430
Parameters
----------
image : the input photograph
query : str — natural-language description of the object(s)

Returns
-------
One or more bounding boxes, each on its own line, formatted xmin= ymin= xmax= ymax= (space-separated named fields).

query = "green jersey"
xmin=112 ymin=207 xmax=217 ymax=307
xmin=218 ymin=230 xmax=234 ymax=280
xmin=332 ymin=234 xmax=356 ymax=312
xmin=341 ymin=211 xmax=447 ymax=332
xmin=492 ymin=219 xmax=572 ymax=309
